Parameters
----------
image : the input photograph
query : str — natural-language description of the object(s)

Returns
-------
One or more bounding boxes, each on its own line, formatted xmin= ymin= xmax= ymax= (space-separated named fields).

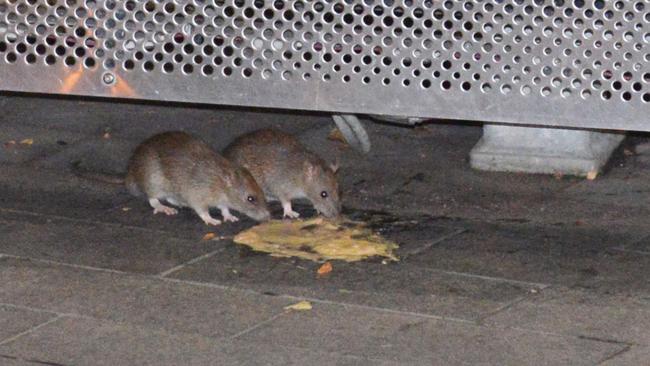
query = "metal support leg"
xmin=470 ymin=124 xmax=625 ymax=177
xmin=332 ymin=114 xmax=371 ymax=154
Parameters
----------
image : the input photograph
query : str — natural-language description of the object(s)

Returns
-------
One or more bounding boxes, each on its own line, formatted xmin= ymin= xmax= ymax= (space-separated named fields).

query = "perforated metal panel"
xmin=0 ymin=0 xmax=648 ymax=131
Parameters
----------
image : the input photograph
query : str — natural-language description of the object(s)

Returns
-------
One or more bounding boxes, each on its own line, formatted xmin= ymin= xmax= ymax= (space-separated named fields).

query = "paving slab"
xmin=0 ymin=316 xmax=398 ymax=366
xmin=0 ymin=257 xmax=295 ymax=338
xmin=0 ymin=210 xmax=226 ymax=275
xmin=168 ymin=235 xmax=545 ymax=321
xmin=484 ymin=286 xmax=650 ymax=345
xmin=238 ymin=301 xmax=625 ymax=365
xmin=617 ymin=234 xmax=650 ymax=254
xmin=405 ymin=221 xmax=649 ymax=289
xmin=0 ymin=125 xmax=87 ymax=165
xmin=0 ymin=305 xmax=56 ymax=343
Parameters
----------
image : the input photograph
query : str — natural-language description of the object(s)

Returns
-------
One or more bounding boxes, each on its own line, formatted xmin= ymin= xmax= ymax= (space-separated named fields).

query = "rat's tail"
xmin=70 ymin=160 xmax=125 ymax=185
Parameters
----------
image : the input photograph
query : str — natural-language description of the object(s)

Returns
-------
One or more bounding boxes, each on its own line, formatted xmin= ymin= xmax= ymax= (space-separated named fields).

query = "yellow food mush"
xmin=233 ymin=217 xmax=399 ymax=262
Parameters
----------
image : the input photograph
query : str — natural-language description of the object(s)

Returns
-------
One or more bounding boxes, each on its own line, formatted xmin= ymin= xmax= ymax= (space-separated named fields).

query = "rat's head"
xmin=303 ymin=160 xmax=341 ymax=218
xmin=227 ymin=167 xmax=270 ymax=222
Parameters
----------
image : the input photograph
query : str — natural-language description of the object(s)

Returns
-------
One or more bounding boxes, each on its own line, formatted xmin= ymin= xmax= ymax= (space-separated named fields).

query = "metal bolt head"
xmin=102 ymin=72 xmax=115 ymax=85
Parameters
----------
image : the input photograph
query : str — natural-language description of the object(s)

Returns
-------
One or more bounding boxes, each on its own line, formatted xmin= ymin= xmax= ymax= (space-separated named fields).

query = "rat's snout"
xmin=252 ymin=207 xmax=271 ymax=222
xmin=315 ymin=201 xmax=340 ymax=219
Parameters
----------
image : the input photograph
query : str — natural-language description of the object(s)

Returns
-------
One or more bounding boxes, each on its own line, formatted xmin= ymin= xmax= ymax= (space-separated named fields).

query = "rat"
xmin=72 ymin=131 xmax=270 ymax=225
xmin=223 ymin=128 xmax=341 ymax=219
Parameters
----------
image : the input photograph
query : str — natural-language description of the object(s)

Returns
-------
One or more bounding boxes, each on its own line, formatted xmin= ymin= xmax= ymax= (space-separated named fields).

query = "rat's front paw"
xmin=199 ymin=213 xmax=222 ymax=226
xmin=223 ymin=213 xmax=239 ymax=222
xmin=283 ymin=210 xmax=300 ymax=219
xmin=153 ymin=206 xmax=178 ymax=216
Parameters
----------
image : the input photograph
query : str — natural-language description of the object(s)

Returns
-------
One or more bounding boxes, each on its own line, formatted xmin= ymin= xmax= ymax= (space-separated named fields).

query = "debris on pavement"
xmin=317 ymin=262 xmax=333 ymax=276
xmin=233 ymin=217 xmax=399 ymax=262
xmin=586 ymin=171 xmax=598 ymax=180
xmin=203 ymin=232 xmax=217 ymax=241
xmin=284 ymin=301 xmax=312 ymax=311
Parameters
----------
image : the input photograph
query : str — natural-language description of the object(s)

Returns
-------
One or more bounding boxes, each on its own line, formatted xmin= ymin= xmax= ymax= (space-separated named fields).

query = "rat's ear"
xmin=330 ymin=160 xmax=339 ymax=175
xmin=304 ymin=161 xmax=318 ymax=181
xmin=224 ymin=171 xmax=234 ymax=187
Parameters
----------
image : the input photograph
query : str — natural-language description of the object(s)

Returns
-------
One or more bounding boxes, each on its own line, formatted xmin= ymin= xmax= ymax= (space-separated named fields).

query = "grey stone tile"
xmin=407 ymin=222 xmax=648 ymax=289
xmin=618 ymin=235 xmax=650 ymax=254
xmin=0 ymin=316 xmax=394 ymax=366
xmin=238 ymin=302 xmax=624 ymax=365
xmin=600 ymin=346 xmax=650 ymax=366
xmin=484 ymin=286 xmax=650 ymax=345
xmin=169 ymin=240 xmax=545 ymax=321
xmin=0 ymin=210 xmax=225 ymax=274
xmin=0 ymin=125 xmax=86 ymax=164
xmin=0 ymin=305 xmax=55 ymax=343
xmin=0 ymin=257 xmax=291 ymax=338
xmin=30 ymin=136 xmax=134 ymax=172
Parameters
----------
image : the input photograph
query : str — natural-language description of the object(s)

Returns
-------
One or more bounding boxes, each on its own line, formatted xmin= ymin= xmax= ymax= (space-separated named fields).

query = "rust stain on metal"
xmin=59 ymin=65 xmax=84 ymax=94
xmin=110 ymin=74 xmax=137 ymax=98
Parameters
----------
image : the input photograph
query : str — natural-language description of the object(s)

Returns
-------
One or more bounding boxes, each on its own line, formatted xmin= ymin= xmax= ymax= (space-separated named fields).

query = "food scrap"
xmin=284 ymin=301 xmax=312 ymax=311
xmin=202 ymin=232 xmax=217 ymax=241
xmin=586 ymin=170 xmax=598 ymax=180
xmin=233 ymin=217 xmax=399 ymax=262
xmin=317 ymin=261 xmax=333 ymax=276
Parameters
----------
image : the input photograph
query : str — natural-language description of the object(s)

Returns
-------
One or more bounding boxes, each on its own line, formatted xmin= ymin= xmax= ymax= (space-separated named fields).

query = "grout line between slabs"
xmin=399 ymin=228 xmax=467 ymax=258
xmin=0 ymin=354 xmax=71 ymax=366
xmin=0 ymin=303 xmax=97 ymax=321
xmin=0 ymin=253 xmax=129 ymax=275
xmin=227 ymin=312 xmax=288 ymax=340
xmin=0 ymin=315 xmax=64 ymax=347
xmin=424 ymin=268 xmax=550 ymax=289
xmin=474 ymin=294 xmax=533 ymax=325
xmin=157 ymin=248 xmax=227 ymax=278
xmin=1 ymin=253 xmax=475 ymax=324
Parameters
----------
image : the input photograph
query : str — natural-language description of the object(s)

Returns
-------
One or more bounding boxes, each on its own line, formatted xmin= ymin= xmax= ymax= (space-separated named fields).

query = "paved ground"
xmin=1 ymin=95 xmax=650 ymax=365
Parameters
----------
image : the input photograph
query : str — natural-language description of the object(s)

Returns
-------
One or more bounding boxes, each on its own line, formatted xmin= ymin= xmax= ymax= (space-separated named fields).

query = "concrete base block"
xmin=470 ymin=125 xmax=625 ymax=176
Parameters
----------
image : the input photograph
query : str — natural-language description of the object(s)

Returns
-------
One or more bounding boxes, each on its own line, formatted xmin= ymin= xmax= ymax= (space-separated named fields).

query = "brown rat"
xmin=223 ymin=129 xmax=340 ymax=219
xmin=73 ymin=131 xmax=270 ymax=225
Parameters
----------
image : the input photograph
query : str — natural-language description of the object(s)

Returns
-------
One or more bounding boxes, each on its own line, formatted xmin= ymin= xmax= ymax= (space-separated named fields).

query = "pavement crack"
xmin=0 ymin=254 xmax=129 ymax=275
xmin=576 ymin=334 xmax=634 ymax=346
xmin=596 ymin=345 xmax=633 ymax=365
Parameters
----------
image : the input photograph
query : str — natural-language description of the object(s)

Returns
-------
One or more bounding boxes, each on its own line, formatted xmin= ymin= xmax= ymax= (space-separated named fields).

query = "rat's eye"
xmin=320 ymin=191 xmax=328 ymax=198
xmin=247 ymin=195 xmax=256 ymax=203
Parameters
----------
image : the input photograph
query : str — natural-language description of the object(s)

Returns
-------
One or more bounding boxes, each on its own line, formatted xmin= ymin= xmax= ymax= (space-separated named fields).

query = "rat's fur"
xmin=75 ymin=131 xmax=270 ymax=225
xmin=223 ymin=129 xmax=340 ymax=218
